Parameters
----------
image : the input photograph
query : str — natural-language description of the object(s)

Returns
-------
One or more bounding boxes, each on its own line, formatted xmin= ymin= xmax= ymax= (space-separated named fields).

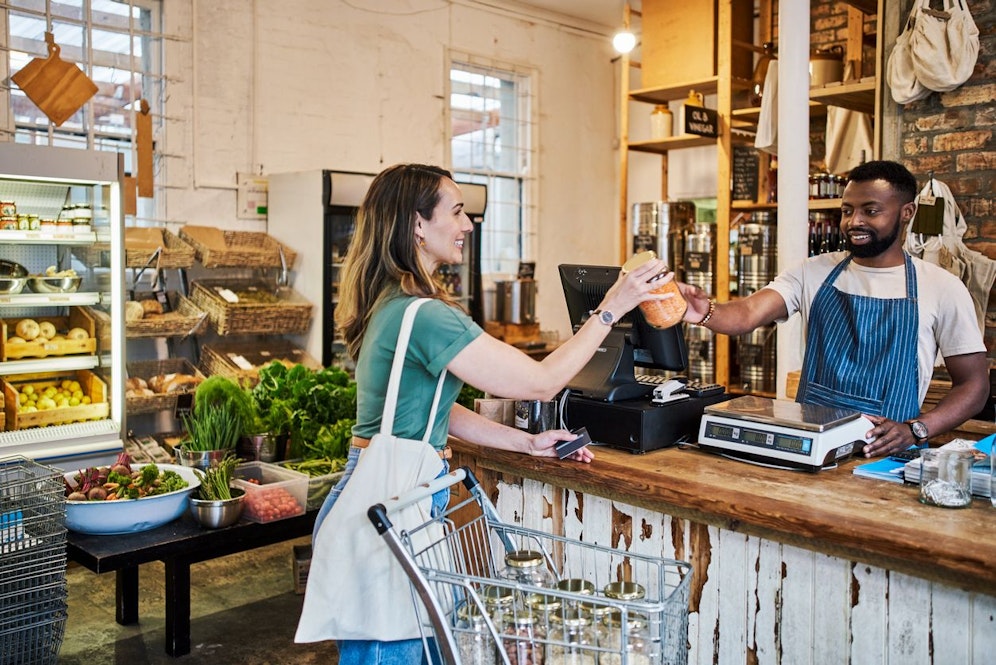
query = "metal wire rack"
xmin=369 ymin=466 xmax=692 ymax=665
xmin=0 ymin=455 xmax=68 ymax=665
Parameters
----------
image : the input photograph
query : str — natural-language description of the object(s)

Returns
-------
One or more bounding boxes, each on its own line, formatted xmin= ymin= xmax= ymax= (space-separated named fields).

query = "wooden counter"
xmin=450 ymin=427 xmax=996 ymax=664
xmin=451 ymin=439 xmax=995 ymax=595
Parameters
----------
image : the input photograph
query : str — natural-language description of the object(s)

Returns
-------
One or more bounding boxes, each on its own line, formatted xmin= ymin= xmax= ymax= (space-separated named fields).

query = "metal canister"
xmin=685 ymin=324 xmax=715 ymax=383
xmin=631 ymin=201 xmax=696 ymax=279
xmin=737 ymin=323 xmax=776 ymax=393
xmin=737 ymin=212 xmax=777 ymax=297
xmin=683 ymin=221 xmax=715 ymax=295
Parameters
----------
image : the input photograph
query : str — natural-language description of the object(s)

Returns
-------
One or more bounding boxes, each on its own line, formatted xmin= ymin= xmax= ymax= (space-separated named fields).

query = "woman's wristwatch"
xmin=590 ymin=309 xmax=615 ymax=326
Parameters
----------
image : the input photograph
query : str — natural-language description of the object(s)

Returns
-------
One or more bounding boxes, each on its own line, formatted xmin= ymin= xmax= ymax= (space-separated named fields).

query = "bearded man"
xmin=677 ymin=160 xmax=988 ymax=457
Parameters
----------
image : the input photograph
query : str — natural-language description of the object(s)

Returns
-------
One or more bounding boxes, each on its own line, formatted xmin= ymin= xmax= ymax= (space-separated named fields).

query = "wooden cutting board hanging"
xmin=136 ymin=99 xmax=154 ymax=197
xmin=11 ymin=32 xmax=98 ymax=127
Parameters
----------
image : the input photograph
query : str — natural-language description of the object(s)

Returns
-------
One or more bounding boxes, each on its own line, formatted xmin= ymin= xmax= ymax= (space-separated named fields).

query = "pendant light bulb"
xmin=612 ymin=31 xmax=637 ymax=55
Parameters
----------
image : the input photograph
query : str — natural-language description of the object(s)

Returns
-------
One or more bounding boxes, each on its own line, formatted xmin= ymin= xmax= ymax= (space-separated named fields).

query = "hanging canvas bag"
xmin=910 ymin=0 xmax=979 ymax=92
xmin=296 ymin=298 xmax=448 ymax=643
xmin=887 ymin=1 xmax=930 ymax=103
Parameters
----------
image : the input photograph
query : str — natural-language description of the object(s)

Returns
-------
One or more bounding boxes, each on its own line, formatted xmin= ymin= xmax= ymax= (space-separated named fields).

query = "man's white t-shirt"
xmin=763 ymin=252 xmax=986 ymax=406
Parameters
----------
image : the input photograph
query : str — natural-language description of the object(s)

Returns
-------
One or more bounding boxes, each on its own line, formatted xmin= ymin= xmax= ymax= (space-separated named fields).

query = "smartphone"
xmin=556 ymin=427 xmax=592 ymax=459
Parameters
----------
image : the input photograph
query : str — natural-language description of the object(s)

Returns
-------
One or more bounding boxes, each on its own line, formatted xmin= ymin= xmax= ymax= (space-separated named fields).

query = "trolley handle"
xmin=368 ymin=466 xmax=482 ymax=535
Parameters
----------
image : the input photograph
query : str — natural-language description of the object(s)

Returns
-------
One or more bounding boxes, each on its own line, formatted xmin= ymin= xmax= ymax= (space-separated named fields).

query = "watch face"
xmin=911 ymin=421 xmax=928 ymax=439
xmin=599 ymin=310 xmax=614 ymax=325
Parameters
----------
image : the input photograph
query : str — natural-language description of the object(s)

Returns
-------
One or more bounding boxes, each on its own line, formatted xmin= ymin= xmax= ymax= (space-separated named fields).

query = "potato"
xmin=67 ymin=327 xmax=89 ymax=341
xmin=15 ymin=318 xmax=40 ymax=340
xmin=37 ymin=321 xmax=57 ymax=340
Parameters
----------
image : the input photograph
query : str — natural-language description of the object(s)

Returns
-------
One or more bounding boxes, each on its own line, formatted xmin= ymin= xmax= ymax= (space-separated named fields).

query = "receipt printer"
xmin=563 ymin=391 xmax=732 ymax=454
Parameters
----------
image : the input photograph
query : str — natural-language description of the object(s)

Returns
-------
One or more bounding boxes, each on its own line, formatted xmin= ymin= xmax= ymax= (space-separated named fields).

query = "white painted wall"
xmin=161 ymin=0 xmax=622 ymax=339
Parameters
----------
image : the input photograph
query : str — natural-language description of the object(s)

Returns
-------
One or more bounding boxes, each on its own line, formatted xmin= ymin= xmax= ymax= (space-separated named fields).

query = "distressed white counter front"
xmin=449 ymin=440 xmax=996 ymax=665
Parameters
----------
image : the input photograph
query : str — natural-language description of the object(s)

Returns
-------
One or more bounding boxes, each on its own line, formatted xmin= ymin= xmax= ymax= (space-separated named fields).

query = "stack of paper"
xmin=903 ymin=436 xmax=994 ymax=498
xmin=852 ymin=456 xmax=907 ymax=483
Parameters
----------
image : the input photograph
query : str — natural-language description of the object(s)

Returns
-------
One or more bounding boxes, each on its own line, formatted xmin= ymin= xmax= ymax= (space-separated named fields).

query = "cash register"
xmin=558 ymin=264 xmax=730 ymax=453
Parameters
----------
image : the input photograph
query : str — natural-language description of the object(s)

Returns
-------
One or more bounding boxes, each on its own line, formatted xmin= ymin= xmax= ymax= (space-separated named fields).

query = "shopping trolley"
xmin=369 ymin=466 xmax=691 ymax=665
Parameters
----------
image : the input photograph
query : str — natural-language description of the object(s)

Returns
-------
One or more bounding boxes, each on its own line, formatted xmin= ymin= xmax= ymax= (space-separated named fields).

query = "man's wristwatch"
xmin=591 ymin=309 xmax=615 ymax=326
xmin=907 ymin=419 xmax=929 ymax=444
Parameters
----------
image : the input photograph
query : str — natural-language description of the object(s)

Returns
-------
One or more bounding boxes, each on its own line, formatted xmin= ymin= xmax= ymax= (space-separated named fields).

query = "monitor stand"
xmin=566 ymin=328 xmax=650 ymax=402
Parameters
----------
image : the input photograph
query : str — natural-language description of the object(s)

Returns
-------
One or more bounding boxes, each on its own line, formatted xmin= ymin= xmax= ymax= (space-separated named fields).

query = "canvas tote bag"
xmin=296 ymin=298 xmax=447 ymax=643
xmin=887 ymin=1 xmax=931 ymax=103
xmin=910 ymin=0 xmax=979 ymax=92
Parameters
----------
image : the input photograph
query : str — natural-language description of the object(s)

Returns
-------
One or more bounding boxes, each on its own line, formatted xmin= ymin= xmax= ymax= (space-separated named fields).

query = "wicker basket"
xmin=179 ymin=224 xmax=297 ymax=269
xmin=189 ymin=279 xmax=313 ymax=336
xmin=124 ymin=227 xmax=196 ymax=269
xmin=86 ymin=294 xmax=208 ymax=340
xmin=125 ymin=358 xmax=205 ymax=415
xmin=200 ymin=340 xmax=322 ymax=388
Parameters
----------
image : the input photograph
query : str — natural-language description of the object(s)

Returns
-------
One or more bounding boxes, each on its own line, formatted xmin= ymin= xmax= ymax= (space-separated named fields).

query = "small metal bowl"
xmin=0 ymin=260 xmax=27 ymax=278
xmin=189 ymin=489 xmax=245 ymax=529
xmin=0 ymin=276 xmax=27 ymax=294
xmin=27 ymin=276 xmax=83 ymax=294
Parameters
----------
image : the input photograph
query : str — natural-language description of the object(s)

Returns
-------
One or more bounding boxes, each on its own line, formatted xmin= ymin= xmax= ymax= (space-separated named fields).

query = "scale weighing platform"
xmin=697 ymin=396 xmax=874 ymax=471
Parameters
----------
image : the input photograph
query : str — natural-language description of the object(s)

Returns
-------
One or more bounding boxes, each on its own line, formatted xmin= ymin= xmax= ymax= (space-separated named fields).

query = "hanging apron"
xmin=796 ymin=253 xmax=920 ymax=422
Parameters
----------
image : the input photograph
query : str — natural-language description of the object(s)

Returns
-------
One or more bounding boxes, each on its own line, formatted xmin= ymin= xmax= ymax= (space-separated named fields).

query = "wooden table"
xmin=66 ymin=511 xmax=316 ymax=657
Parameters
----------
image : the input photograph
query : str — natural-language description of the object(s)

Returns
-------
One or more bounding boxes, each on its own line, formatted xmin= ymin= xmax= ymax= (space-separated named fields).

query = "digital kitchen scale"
xmin=697 ymin=396 xmax=875 ymax=472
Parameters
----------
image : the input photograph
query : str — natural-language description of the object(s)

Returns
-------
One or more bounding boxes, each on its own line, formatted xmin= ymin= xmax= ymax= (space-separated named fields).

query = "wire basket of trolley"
xmin=368 ymin=466 xmax=692 ymax=665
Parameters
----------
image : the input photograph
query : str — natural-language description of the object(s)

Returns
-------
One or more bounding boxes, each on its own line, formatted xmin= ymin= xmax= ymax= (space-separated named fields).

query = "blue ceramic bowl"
xmin=64 ymin=463 xmax=200 ymax=535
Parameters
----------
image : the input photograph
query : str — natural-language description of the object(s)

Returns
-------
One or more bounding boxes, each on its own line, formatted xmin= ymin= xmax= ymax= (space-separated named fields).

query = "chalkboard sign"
xmin=733 ymin=147 xmax=760 ymax=202
xmin=681 ymin=105 xmax=718 ymax=138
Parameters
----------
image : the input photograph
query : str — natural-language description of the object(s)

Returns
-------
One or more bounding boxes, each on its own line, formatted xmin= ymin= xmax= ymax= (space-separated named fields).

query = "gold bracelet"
xmin=696 ymin=299 xmax=716 ymax=327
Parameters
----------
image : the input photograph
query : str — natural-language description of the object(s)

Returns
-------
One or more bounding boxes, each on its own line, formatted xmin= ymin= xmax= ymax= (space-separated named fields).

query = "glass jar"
xmin=456 ymin=603 xmax=498 ymax=665
xmin=526 ymin=592 xmax=563 ymax=634
xmin=919 ymin=448 xmax=974 ymax=508
xmin=500 ymin=550 xmax=555 ymax=588
xmin=602 ymin=581 xmax=645 ymax=602
xmin=501 ymin=610 xmax=545 ymax=665
xmin=621 ymin=250 xmax=688 ymax=329
xmin=546 ymin=609 xmax=597 ymax=665
xmin=600 ymin=611 xmax=652 ymax=665
xmin=482 ymin=584 xmax=518 ymax=626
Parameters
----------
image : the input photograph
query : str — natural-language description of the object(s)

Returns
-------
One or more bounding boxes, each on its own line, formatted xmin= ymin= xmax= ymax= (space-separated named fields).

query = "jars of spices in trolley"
xmin=547 ymin=609 xmax=597 ymax=665
xmin=500 ymin=550 xmax=555 ymax=589
xmin=603 ymin=581 xmax=646 ymax=602
xmin=456 ymin=602 xmax=498 ymax=665
xmin=599 ymin=611 xmax=652 ymax=665
xmin=482 ymin=584 xmax=518 ymax=625
xmin=501 ymin=610 xmax=545 ymax=665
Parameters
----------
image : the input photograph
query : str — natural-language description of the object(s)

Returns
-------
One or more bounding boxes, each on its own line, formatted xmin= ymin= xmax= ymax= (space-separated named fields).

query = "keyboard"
xmin=635 ymin=375 xmax=726 ymax=398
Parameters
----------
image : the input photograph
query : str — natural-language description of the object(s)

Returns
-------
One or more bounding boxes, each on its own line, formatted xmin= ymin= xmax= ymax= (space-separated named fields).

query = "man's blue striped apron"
xmin=795 ymin=252 xmax=920 ymax=422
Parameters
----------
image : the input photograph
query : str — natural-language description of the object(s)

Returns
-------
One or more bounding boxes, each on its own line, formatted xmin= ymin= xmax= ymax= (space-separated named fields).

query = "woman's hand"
xmin=527 ymin=429 xmax=594 ymax=463
xmin=597 ymin=257 xmax=671 ymax=318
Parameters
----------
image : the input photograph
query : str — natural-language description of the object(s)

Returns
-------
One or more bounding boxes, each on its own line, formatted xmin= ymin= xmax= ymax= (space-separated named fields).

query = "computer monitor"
xmin=559 ymin=264 xmax=688 ymax=401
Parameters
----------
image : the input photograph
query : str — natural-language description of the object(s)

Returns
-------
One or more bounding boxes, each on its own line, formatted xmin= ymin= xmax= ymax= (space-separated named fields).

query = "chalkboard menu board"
xmin=733 ymin=147 xmax=760 ymax=202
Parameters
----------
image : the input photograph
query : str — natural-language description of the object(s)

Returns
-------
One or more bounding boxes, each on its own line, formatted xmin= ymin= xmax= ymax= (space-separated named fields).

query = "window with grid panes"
xmin=448 ymin=55 xmax=536 ymax=277
xmin=4 ymin=0 xmax=163 ymax=221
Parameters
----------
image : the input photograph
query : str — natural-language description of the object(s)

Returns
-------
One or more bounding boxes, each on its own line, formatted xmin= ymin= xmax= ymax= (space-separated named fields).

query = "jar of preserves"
xmin=599 ymin=610 xmax=652 ymax=665
xmin=16 ymin=214 xmax=29 ymax=230
xmin=546 ymin=609 xmax=597 ymax=665
xmin=0 ymin=216 xmax=17 ymax=231
xmin=39 ymin=218 xmax=57 ymax=231
xmin=0 ymin=201 xmax=16 ymax=216
xmin=72 ymin=204 xmax=92 ymax=232
xmin=501 ymin=610 xmax=545 ymax=665
xmin=27 ymin=214 xmax=40 ymax=231
xmin=456 ymin=602 xmax=498 ymax=665
xmin=621 ymin=250 xmax=687 ymax=329
xmin=500 ymin=550 xmax=555 ymax=589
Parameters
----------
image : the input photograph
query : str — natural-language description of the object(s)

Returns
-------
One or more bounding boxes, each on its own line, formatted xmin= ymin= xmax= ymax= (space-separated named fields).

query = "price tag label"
xmin=228 ymin=353 xmax=255 ymax=370
xmin=173 ymin=392 xmax=194 ymax=420
xmin=217 ymin=288 xmax=239 ymax=303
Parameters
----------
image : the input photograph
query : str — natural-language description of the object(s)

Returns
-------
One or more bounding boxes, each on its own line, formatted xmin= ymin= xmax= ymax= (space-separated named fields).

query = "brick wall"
xmin=813 ymin=0 xmax=996 ymax=363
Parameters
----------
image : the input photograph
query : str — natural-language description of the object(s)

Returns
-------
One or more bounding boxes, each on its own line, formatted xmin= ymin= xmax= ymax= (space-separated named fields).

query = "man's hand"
xmin=861 ymin=414 xmax=918 ymax=457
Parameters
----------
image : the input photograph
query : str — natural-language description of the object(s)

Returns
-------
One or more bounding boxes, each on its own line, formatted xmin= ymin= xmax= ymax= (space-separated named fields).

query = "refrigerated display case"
xmin=0 ymin=144 xmax=125 ymax=468
xmin=267 ymin=169 xmax=487 ymax=368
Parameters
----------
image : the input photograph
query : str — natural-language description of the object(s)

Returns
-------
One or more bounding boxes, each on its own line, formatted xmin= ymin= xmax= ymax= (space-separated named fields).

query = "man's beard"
xmin=845 ymin=213 xmax=901 ymax=258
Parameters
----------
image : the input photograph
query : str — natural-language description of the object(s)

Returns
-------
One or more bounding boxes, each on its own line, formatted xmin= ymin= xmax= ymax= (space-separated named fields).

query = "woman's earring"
xmin=417 ymin=237 xmax=426 ymax=248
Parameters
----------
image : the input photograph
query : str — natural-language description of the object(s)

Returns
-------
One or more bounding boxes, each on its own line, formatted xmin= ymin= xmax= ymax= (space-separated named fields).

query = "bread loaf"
xmin=125 ymin=301 xmax=145 ymax=322
xmin=164 ymin=374 xmax=201 ymax=393
xmin=125 ymin=377 xmax=148 ymax=391
xmin=141 ymin=299 xmax=164 ymax=315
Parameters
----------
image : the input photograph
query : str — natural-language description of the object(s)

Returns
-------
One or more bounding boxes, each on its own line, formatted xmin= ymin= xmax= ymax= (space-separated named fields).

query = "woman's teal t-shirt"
xmin=352 ymin=296 xmax=483 ymax=448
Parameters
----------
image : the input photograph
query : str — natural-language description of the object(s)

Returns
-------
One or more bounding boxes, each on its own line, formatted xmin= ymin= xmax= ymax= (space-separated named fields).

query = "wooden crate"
xmin=179 ymin=224 xmax=297 ymax=269
xmin=200 ymin=340 xmax=322 ymax=388
xmin=0 ymin=307 xmax=97 ymax=361
xmin=189 ymin=279 xmax=313 ymax=336
xmin=125 ymin=358 xmax=205 ymax=415
xmin=3 ymin=369 xmax=108 ymax=431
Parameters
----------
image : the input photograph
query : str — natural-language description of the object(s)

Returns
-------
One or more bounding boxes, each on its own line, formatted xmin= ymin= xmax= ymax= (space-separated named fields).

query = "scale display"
xmin=703 ymin=421 xmax=813 ymax=456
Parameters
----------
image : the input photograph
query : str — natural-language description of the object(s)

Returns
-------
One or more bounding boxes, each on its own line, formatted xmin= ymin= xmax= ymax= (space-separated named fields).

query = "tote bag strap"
xmin=379 ymin=298 xmax=448 ymax=443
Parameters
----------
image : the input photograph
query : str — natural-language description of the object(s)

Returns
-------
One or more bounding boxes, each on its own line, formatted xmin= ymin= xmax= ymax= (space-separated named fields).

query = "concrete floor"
xmin=58 ymin=536 xmax=340 ymax=664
